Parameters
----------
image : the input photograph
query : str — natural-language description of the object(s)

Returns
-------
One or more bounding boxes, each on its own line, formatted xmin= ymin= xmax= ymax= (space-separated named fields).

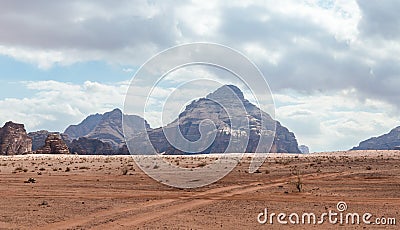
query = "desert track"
xmin=1 ymin=151 xmax=399 ymax=229
xmin=37 ymin=171 xmax=356 ymax=229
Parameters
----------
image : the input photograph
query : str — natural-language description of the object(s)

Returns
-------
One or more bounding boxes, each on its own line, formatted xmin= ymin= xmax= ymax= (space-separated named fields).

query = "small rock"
xmin=24 ymin=178 xmax=36 ymax=183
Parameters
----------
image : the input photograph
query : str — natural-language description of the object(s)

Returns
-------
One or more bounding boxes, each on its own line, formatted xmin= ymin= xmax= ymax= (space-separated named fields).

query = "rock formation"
xmin=352 ymin=126 xmax=400 ymax=150
xmin=68 ymin=137 xmax=115 ymax=155
xmin=0 ymin=121 xmax=32 ymax=155
xmin=117 ymin=144 xmax=130 ymax=155
xmin=64 ymin=113 xmax=103 ymax=140
xmin=298 ymin=145 xmax=310 ymax=154
xmin=64 ymin=108 xmax=150 ymax=150
xmin=63 ymin=85 xmax=300 ymax=155
xmin=128 ymin=85 xmax=300 ymax=154
xmin=36 ymin=133 xmax=70 ymax=154
xmin=271 ymin=124 xmax=302 ymax=153
xmin=28 ymin=130 xmax=70 ymax=151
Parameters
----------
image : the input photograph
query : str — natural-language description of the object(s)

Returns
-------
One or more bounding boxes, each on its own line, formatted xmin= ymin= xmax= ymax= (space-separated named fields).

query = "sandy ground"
xmin=0 ymin=150 xmax=399 ymax=229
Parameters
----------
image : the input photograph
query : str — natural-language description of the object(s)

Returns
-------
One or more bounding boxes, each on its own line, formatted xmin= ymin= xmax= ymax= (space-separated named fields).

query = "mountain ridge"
xmin=64 ymin=108 xmax=150 ymax=149
xmin=24 ymin=85 xmax=301 ymax=155
xmin=352 ymin=126 xmax=400 ymax=150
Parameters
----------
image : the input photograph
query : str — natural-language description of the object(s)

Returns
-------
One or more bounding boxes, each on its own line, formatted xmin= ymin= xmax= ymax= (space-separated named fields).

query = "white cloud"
xmin=274 ymin=88 xmax=399 ymax=152
xmin=0 ymin=80 xmax=129 ymax=131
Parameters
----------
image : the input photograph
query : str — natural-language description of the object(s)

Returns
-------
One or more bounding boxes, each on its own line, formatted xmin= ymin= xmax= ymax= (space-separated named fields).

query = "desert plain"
xmin=0 ymin=150 xmax=399 ymax=229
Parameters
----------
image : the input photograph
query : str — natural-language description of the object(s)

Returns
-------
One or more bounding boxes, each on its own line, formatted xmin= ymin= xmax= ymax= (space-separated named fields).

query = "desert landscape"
xmin=1 ymin=1 xmax=400 ymax=229
xmin=0 ymin=151 xmax=399 ymax=229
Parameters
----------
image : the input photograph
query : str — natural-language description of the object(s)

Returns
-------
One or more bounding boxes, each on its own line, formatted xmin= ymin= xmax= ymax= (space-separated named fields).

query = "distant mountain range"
xmin=351 ymin=126 xmax=400 ymax=150
xmin=0 ymin=85 xmax=307 ymax=155
xmin=2 ymin=85 xmax=400 ymax=155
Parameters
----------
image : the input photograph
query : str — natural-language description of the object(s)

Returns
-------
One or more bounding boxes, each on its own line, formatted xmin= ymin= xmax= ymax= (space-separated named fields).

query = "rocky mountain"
xmin=28 ymin=130 xmax=70 ymax=151
xmin=35 ymin=133 xmax=70 ymax=154
xmin=68 ymin=137 xmax=115 ymax=155
xmin=64 ymin=108 xmax=150 ymax=149
xmin=352 ymin=126 xmax=400 ymax=150
xmin=128 ymin=85 xmax=300 ymax=154
xmin=0 ymin=121 xmax=32 ymax=155
xmin=298 ymin=145 xmax=310 ymax=154
xmin=29 ymin=130 xmax=121 ymax=155
xmin=271 ymin=124 xmax=301 ymax=153
xmin=64 ymin=113 xmax=103 ymax=139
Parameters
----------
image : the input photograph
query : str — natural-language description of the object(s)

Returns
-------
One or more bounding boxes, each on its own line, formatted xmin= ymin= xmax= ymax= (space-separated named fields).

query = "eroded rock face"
xmin=299 ymin=145 xmax=310 ymax=154
xmin=270 ymin=123 xmax=301 ymax=153
xmin=352 ymin=126 xmax=400 ymax=150
xmin=117 ymin=144 xmax=130 ymax=155
xmin=36 ymin=133 xmax=70 ymax=154
xmin=28 ymin=130 xmax=70 ymax=151
xmin=62 ymin=85 xmax=301 ymax=155
xmin=64 ymin=108 xmax=150 ymax=150
xmin=0 ymin=121 xmax=32 ymax=155
xmin=129 ymin=85 xmax=300 ymax=154
xmin=68 ymin=137 xmax=115 ymax=155
xmin=64 ymin=113 xmax=103 ymax=140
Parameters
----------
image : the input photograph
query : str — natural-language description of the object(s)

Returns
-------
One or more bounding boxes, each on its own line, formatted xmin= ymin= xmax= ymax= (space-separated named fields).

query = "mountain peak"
xmin=64 ymin=108 xmax=150 ymax=149
xmin=109 ymin=108 xmax=122 ymax=114
xmin=206 ymin=85 xmax=245 ymax=102
xmin=138 ymin=84 xmax=301 ymax=154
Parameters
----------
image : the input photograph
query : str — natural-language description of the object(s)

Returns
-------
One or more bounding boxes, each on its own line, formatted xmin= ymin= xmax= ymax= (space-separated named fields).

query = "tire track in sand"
xmin=38 ymin=171 xmax=350 ymax=230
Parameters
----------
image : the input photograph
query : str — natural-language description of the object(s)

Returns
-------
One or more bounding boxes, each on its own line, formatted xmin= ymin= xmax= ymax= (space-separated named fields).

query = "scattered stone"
xmin=24 ymin=178 xmax=36 ymax=183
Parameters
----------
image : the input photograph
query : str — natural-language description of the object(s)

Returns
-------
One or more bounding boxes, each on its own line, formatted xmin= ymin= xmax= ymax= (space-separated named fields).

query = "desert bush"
xmin=291 ymin=170 xmax=303 ymax=192
xmin=39 ymin=200 xmax=48 ymax=206
xmin=122 ymin=167 xmax=128 ymax=175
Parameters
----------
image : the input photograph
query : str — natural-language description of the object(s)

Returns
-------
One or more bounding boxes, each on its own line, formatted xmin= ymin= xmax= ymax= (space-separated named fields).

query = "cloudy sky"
xmin=0 ymin=0 xmax=399 ymax=152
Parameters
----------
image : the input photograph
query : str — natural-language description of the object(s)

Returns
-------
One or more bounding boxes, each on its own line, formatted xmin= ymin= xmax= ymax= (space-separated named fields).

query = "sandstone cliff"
xmin=36 ymin=133 xmax=70 ymax=154
xmin=28 ymin=130 xmax=70 ymax=151
xmin=0 ymin=121 xmax=32 ymax=155
xmin=68 ymin=137 xmax=115 ymax=155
